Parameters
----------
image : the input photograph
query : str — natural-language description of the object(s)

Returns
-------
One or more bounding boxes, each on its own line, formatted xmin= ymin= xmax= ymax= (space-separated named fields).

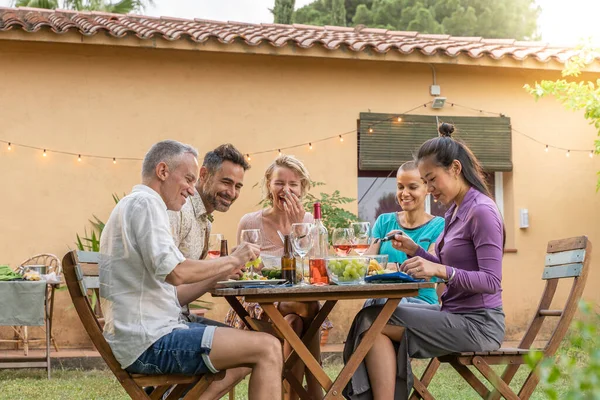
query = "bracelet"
xmin=448 ymin=267 xmax=456 ymax=282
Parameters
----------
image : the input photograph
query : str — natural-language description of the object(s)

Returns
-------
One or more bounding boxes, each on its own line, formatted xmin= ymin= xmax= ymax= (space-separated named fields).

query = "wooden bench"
xmin=62 ymin=250 xmax=225 ymax=399
xmin=410 ymin=235 xmax=593 ymax=400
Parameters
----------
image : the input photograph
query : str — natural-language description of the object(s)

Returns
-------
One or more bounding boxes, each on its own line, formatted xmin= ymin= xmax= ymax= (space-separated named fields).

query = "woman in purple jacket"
xmin=343 ymin=122 xmax=505 ymax=400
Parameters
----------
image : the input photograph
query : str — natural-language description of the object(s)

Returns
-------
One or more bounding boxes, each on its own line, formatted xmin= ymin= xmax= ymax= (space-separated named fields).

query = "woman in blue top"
xmin=365 ymin=160 xmax=444 ymax=305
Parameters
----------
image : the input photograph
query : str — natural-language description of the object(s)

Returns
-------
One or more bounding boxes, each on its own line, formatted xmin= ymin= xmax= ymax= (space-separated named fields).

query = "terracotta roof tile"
xmin=0 ymin=6 xmax=595 ymax=66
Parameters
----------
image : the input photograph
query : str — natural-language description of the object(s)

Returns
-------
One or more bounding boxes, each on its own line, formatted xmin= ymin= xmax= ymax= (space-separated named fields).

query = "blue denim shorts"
xmin=125 ymin=322 xmax=219 ymax=376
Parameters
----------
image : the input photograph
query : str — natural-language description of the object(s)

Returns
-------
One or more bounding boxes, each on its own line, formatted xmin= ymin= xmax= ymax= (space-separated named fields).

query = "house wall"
xmin=1 ymin=39 xmax=598 ymax=348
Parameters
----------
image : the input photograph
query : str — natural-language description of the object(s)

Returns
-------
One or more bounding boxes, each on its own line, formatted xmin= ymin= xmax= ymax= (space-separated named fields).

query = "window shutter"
xmin=358 ymin=113 xmax=512 ymax=172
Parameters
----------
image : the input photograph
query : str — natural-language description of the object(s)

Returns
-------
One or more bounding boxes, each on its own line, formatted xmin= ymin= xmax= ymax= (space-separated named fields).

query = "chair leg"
xmin=182 ymin=374 xmax=214 ymax=399
xmin=487 ymin=364 xmax=521 ymax=400
xmin=150 ymin=385 xmax=172 ymax=400
xmin=471 ymin=356 xmax=519 ymax=400
xmin=228 ymin=385 xmax=236 ymax=400
xmin=449 ymin=361 xmax=490 ymax=398
xmin=517 ymin=368 xmax=541 ymax=400
xmin=410 ymin=358 xmax=440 ymax=400
xmin=23 ymin=326 xmax=29 ymax=356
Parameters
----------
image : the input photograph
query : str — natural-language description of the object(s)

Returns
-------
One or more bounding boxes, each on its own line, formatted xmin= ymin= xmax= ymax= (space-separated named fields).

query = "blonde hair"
xmin=261 ymin=155 xmax=311 ymax=203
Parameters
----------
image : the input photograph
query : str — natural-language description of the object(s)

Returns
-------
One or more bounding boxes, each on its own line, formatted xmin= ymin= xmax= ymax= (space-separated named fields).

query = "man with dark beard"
xmin=167 ymin=143 xmax=251 ymax=399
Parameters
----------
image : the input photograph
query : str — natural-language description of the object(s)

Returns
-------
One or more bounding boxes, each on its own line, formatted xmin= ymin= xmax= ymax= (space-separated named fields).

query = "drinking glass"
xmin=207 ymin=233 xmax=223 ymax=259
xmin=240 ymin=229 xmax=262 ymax=279
xmin=351 ymin=222 xmax=371 ymax=256
xmin=332 ymin=228 xmax=354 ymax=257
xmin=290 ymin=223 xmax=314 ymax=285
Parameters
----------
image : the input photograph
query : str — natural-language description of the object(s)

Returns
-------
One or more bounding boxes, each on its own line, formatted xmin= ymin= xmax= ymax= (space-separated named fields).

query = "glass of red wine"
xmin=332 ymin=228 xmax=354 ymax=257
xmin=207 ymin=234 xmax=223 ymax=259
xmin=351 ymin=222 xmax=371 ymax=256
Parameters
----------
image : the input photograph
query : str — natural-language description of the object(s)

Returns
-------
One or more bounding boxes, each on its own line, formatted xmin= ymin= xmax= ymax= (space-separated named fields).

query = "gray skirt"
xmin=343 ymin=303 xmax=505 ymax=400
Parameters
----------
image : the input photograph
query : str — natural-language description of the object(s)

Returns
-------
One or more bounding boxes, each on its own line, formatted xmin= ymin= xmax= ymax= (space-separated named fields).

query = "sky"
xmin=1 ymin=0 xmax=599 ymax=45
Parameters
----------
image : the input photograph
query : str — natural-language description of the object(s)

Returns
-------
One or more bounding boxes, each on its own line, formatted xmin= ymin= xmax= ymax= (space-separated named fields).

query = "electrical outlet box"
xmin=430 ymin=85 xmax=441 ymax=96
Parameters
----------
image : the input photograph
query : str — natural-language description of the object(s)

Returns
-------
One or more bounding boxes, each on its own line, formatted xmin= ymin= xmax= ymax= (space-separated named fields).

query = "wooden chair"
xmin=62 ymin=250 xmax=225 ymax=400
xmin=411 ymin=235 xmax=593 ymax=400
xmin=9 ymin=253 xmax=61 ymax=355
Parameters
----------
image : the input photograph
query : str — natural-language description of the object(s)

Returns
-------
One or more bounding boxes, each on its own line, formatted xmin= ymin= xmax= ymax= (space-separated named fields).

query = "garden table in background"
xmin=212 ymin=282 xmax=434 ymax=399
xmin=0 ymin=280 xmax=53 ymax=378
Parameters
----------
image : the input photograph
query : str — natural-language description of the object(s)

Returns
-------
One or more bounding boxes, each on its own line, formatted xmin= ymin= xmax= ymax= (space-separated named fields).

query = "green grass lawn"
xmin=0 ymin=360 xmax=564 ymax=400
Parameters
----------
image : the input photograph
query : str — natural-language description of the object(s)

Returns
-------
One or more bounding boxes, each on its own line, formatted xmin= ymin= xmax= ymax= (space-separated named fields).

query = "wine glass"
xmin=207 ymin=233 xmax=223 ymax=259
xmin=351 ymin=222 xmax=371 ymax=256
xmin=332 ymin=228 xmax=354 ymax=257
xmin=290 ymin=223 xmax=314 ymax=286
xmin=240 ymin=229 xmax=262 ymax=279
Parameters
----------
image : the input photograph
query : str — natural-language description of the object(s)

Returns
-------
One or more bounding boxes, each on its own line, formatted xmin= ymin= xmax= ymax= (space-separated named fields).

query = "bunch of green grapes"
xmin=245 ymin=256 xmax=262 ymax=270
xmin=327 ymin=259 xmax=367 ymax=283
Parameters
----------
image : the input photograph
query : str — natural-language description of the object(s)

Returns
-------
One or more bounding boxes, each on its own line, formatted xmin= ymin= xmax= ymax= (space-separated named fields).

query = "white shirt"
xmin=99 ymin=184 xmax=187 ymax=369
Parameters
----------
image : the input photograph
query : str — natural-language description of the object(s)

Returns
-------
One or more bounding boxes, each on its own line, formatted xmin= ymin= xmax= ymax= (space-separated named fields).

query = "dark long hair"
xmin=417 ymin=122 xmax=505 ymax=247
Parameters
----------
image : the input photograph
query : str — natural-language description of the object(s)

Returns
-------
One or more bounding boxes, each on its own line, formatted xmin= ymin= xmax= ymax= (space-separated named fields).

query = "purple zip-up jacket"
xmin=414 ymin=187 xmax=503 ymax=313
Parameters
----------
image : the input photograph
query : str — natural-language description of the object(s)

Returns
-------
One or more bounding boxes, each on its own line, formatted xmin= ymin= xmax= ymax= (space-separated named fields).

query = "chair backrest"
xmin=62 ymin=250 xmax=134 ymax=384
xmin=20 ymin=253 xmax=62 ymax=275
xmin=518 ymin=236 xmax=593 ymax=356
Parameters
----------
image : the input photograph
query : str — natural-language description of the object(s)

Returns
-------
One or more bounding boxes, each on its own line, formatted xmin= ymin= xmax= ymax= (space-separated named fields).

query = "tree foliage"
xmin=271 ymin=0 xmax=296 ymax=24
xmin=524 ymin=45 xmax=600 ymax=191
xmin=13 ymin=0 xmax=152 ymax=13
xmin=293 ymin=0 xmax=540 ymax=40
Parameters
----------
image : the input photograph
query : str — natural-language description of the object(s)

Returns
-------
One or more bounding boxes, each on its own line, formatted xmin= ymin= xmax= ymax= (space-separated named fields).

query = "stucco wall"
xmin=1 ymin=40 xmax=598 ymax=348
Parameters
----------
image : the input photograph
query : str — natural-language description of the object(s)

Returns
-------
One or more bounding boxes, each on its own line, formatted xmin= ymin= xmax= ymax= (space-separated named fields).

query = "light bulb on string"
xmin=113 ymin=158 xmax=117 ymax=164
xmin=339 ymin=135 xmax=344 ymax=142
xmin=309 ymin=143 xmax=313 ymax=150
xmin=545 ymin=145 xmax=548 ymax=153
xmin=278 ymin=149 xmax=282 ymax=156
xmin=566 ymin=150 xmax=570 ymax=158
xmin=78 ymin=155 xmax=82 ymax=162
xmin=43 ymin=149 xmax=47 ymax=157
xmin=246 ymin=154 xmax=251 ymax=161
xmin=368 ymin=127 xmax=374 ymax=134
xmin=7 ymin=143 xmax=11 ymax=151
xmin=590 ymin=151 xmax=594 ymax=159
xmin=397 ymin=116 xmax=402 ymax=122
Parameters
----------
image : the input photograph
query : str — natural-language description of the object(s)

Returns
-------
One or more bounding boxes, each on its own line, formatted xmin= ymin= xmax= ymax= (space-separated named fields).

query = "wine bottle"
xmin=281 ymin=234 xmax=297 ymax=284
xmin=309 ymin=202 xmax=329 ymax=285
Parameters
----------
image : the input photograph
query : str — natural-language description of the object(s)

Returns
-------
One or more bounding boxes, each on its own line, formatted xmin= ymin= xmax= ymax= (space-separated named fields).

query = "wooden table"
xmin=212 ymin=282 xmax=434 ymax=399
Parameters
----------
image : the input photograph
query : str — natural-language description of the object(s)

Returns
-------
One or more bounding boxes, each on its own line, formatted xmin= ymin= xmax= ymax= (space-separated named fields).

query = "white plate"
xmin=217 ymin=279 xmax=288 ymax=288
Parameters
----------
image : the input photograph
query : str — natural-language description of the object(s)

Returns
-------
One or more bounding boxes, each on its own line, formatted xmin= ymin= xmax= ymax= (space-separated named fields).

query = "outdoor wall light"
xmin=431 ymin=97 xmax=447 ymax=109
xmin=519 ymin=209 xmax=529 ymax=229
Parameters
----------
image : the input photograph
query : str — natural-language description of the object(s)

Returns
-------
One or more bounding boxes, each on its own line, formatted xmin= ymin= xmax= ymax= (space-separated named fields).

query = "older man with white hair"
xmin=99 ymin=140 xmax=282 ymax=400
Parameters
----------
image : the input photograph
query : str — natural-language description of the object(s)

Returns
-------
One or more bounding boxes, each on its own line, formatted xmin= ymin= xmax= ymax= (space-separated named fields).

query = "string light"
xmin=1 ymin=100 xmax=596 ymax=164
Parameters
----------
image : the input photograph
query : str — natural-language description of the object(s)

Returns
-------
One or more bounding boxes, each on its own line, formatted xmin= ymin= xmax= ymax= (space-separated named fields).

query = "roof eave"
xmin=0 ymin=28 xmax=595 ymax=73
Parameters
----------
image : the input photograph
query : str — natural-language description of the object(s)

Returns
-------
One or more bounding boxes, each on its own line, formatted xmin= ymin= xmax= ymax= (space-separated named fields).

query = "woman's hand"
xmin=388 ymin=230 xmax=419 ymax=256
xmin=282 ymin=189 xmax=306 ymax=224
xmin=400 ymin=257 xmax=446 ymax=280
